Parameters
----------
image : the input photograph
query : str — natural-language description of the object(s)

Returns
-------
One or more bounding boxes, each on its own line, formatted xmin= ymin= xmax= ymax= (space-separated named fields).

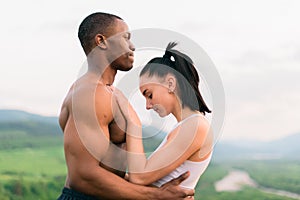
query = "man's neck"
xmin=87 ymin=65 xmax=117 ymax=86
xmin=87 ymin=51 xmax=117 ymax=85
xmin=99 ymin=66 xmax=117 ymax=85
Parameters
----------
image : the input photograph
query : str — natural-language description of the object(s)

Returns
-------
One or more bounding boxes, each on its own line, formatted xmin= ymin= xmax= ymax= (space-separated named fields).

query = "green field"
xmin=1 ymin=144 xmax=299 ymax=199
xmin=0 ymin=120 xmax=299 ymax=199
xmin=0 ymin=144 xmax=66 ymax=200
xmin=0 ymin=124 xmax=65 ymax=199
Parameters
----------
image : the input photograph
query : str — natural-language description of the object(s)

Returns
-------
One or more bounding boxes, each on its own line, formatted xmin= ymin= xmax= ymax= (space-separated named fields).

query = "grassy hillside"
xmin=0 ymin=109 xmax=62 ymax=150
xmin=0 ymin=110 xmax=65 ymax=199
xmin=0 ymin=109 xmax=299 ymax=199
xmin=1 ymin=148 xmax=298 ymax=200
xmin=0 ymin=146 xmax=66 ymax=200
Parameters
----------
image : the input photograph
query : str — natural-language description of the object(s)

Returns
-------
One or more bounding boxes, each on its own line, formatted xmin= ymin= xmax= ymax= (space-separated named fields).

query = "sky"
xmin=0 ymin=0 xmax=299 ymax=142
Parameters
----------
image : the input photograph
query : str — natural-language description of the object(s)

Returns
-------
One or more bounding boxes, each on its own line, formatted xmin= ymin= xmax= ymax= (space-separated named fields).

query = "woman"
xmin=112 ymin=42 xmax=213 ymax=189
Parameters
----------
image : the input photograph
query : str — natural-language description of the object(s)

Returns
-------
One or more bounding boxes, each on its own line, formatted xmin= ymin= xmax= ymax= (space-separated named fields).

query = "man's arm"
xmin=73 ymin=159 xmax=194 ymax=200
xmin=99 ymin=142 xmax=127 ymax=178
xmin=59 ymin=101 xmax=69 ymax=132
xmin=99 ymin=98 xmax=128 ymax=177
xmin=67 ymin=84 xmax=194 ymax=199
xmin=59 ymin=86 xmax=73 ymax=132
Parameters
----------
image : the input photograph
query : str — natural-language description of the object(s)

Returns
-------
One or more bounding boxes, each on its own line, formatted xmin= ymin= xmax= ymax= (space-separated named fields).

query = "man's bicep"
xmin=84 ymin=85 xmax=114 ymax=159
xmin=95 ymin=85 xmax=115 ymax=135
xmin=73 ymin=86 xmax=112 ymax=161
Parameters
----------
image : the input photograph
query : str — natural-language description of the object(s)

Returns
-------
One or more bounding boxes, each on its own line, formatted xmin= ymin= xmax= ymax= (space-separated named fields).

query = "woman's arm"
xmin=112 ymin=87 xmax=209 ymax=186
xmin=128 ymin=117 xmax=209 ymax=185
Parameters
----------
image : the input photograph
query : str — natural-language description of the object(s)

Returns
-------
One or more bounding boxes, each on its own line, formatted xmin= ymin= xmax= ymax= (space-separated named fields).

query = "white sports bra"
xmin=149 ymin=114 xmax=212 ymax=189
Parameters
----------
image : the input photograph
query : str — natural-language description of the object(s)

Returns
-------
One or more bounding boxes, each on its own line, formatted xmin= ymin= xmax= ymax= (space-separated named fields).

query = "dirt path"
xmin=214 ymin=170 xmax=257 ymax=192
xmin=214 ymin=169 xmax=300 ymax=199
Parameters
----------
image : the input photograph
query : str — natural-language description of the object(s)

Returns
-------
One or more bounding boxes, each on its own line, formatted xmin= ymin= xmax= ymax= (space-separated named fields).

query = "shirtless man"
xmin=57 ymin=12 xmax=194 ymax=200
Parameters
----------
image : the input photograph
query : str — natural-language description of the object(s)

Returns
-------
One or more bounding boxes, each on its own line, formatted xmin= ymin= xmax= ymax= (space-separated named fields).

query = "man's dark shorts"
xmin=57 ymin=187 xmax=100 ymax=200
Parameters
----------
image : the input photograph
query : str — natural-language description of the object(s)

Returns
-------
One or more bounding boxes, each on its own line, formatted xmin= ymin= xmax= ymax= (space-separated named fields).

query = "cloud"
xmin=291 ymin=45 xmax=300 ymax=62
xmin=1 ymin=0 xmax=300 ymax=142
xmin=38 ymin=20 xmax=78 ymax=33
xmin=230 ymin=46 xmax=300 ymax=70
xmin=222 ymin=67 xmax=300 ymax=141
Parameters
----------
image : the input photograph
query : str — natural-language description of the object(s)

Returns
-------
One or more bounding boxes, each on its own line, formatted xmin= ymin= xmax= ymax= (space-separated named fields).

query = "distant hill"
xmin=1 ymin=109 xmax=299 ymax=161
xmin=0 ymin=109 xmax=166 ymax=150
xmin=213 ymin=133 xmax=300 ymax=161
xmin=0 ymin=109 xmax=58 ymax=124
xmin=0 ymin=109 xmax=62 ymax=149
xmin=0 ymin=109 xmax=61 ymax=136
xmin=142 ymin=125 xmax=166 ymax=154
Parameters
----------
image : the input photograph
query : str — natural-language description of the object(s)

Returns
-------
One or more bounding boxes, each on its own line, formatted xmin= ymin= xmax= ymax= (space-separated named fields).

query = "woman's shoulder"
xmin=181 ymin=113 xmax=209 ymax=129
xmin=167 ymin=113 xmax=209 ymax=141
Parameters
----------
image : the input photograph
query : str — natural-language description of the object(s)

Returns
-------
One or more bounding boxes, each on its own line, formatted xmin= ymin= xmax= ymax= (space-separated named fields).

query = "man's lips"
xmin=128 ymin=52 xmax=134 ymax=57
xmin=128 ymin=53 xmax=134 ymax=62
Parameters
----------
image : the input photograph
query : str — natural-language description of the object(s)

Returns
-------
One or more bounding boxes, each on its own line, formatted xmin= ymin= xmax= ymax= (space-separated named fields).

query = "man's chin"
xmin=117 ymin=65 xmax=133 ymax=71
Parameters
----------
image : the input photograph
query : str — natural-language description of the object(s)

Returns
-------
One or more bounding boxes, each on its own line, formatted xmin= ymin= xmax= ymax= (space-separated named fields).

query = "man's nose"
xmin=129 ymin=40 xmax=135 ymax=51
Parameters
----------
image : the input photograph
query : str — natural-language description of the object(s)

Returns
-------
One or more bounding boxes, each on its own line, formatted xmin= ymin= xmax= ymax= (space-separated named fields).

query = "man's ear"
xmin=166 ymin=74 xmax=176 ymax=93
xmin=95 ymin=34 xmax=107 ymax=50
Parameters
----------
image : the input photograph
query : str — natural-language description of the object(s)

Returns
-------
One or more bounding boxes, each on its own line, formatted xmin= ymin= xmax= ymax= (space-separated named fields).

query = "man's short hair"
xmin=78 ymin=12 xmax=122 ymax=55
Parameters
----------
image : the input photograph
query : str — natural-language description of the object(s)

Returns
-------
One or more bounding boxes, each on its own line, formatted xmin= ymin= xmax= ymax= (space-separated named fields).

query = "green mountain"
xmin=1 ymin=109 xmax=299 ymax=161
xmin=0 ymin=110 xmax=61 ymax=136
xmin=0 ymin=109 xmax=58 ymax=124
xmin=142 ymin=125 xmax=166 ymax=154
xmin=0 ymin=109 xmax=62 ymax=150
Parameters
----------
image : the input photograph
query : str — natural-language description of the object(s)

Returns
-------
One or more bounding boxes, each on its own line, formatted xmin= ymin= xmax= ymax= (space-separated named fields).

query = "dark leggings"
xmin=57 ymin=187 xmax=100 ymax=200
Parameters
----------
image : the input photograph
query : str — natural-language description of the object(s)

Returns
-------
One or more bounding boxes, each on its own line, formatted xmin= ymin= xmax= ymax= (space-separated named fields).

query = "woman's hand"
xmin=108 ymin=86 xmax=146 ymax=175
xmin=109 ymin=86 xmax=141 ymax=126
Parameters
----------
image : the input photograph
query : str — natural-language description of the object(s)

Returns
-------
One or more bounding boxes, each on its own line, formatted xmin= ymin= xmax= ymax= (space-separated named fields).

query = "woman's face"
xmin=139 ymin=74 xmax=176 ymax=117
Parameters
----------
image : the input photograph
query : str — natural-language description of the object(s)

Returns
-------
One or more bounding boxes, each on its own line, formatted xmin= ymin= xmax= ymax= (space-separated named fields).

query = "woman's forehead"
xmin=139 ymin=74 xmax=162 ymax=86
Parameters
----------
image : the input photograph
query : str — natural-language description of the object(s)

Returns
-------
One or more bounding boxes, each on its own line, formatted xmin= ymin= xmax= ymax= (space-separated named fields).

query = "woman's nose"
xmin=146 ymin=100 xmax=152 ymax=110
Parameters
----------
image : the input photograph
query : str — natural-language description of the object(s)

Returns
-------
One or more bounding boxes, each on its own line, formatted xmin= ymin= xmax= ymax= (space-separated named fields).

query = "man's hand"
xmin=156 ymin=171 xmax=195 ymax=200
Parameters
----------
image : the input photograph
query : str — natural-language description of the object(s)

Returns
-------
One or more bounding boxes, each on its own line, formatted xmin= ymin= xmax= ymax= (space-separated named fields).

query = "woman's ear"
xmin=95 ymin=34 xmax=107 ymax=50
xmin=166 ymin=74 xmax=176 ymax=93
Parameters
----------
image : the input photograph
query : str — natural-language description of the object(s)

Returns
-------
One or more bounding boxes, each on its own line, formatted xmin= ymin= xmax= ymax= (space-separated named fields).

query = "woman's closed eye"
xmin=142 ymin=89 xmax=152 ymax=99
xmin=144 ymin=91 xmax=152 ymax=99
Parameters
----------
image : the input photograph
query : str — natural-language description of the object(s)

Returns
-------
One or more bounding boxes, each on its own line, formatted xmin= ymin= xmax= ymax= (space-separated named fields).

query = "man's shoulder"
xmin=94 ymin=83 xmax=113 ymax=101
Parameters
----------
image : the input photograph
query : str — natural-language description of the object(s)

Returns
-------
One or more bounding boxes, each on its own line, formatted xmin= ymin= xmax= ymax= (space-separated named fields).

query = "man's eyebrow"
xmin=142 ymin=89 xmax=148 ymax=96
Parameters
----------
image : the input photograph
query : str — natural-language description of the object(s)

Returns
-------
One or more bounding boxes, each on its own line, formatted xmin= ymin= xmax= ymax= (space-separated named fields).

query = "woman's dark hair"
xmin=140 ymin=42 xmax=211 ymax=115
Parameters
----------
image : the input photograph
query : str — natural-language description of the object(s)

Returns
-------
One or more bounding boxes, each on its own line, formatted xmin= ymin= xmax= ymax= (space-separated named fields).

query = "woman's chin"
xmin=157 ymin=112 xmax=167 ymax=118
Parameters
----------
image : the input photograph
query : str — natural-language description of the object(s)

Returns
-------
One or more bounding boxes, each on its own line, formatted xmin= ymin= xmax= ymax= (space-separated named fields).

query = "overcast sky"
xmin=0 ymin=0 xmax=299 ymax=142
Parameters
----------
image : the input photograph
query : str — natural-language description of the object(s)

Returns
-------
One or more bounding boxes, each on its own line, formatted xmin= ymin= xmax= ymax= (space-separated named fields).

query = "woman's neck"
xmin=173 ymin=107 xmax=201 ymax=122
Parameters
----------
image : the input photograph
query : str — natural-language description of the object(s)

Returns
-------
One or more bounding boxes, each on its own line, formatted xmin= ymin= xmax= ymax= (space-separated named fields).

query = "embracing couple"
xmin=57 ymin=12 xmax=213 ymax=200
